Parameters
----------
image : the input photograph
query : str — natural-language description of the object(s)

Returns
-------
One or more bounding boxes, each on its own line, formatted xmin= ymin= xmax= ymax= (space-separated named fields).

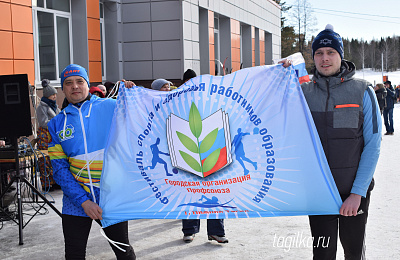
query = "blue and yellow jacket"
xmin=48 ymin=95 xmax=116 ymax=217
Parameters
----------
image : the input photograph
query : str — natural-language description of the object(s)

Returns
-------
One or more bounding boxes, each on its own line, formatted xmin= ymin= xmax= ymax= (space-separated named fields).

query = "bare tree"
xmin=384 ymin=41 xmax=389 ymax=72
xmin=289 ymin=0 xmax=317 ymax=54
xmin=358 ymin=38 xmax=365 ymax=78
xmin=381 ymin=39 xmax=395 ymax=72
xmin=389 ymin=36 xmax=399 ymax=70
xmin=358 ymin=39 xmax=366 ymax=74
xmin=367 ymin=40 xmax=377 ymax=70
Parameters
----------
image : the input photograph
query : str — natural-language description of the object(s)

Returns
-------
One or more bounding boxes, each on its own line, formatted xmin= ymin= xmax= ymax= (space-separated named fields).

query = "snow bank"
xmin=355 ymin=68 xmax=400 ymax=86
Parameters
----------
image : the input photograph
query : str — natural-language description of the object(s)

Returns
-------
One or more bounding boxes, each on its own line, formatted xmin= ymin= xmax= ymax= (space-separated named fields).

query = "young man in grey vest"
xmin=301 ymin=25 xmax=382 ymax=260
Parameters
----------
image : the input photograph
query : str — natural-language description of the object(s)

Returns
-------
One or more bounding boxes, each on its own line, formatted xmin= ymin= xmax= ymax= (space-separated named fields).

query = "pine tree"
xmin=280 ymin=2 xmax=297 ymax=58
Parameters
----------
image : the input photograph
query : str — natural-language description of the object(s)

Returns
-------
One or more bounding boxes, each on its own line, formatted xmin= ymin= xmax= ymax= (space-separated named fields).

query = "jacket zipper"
xmin=77 ymin=101 xmax=97 ymax=203
xmin=324 ymin=78 xmax=330 ymax=160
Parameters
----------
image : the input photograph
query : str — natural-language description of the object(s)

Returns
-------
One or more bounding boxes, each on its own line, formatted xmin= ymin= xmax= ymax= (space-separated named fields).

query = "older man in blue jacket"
xmin=48 ymin=64 xmax=136 ymax=259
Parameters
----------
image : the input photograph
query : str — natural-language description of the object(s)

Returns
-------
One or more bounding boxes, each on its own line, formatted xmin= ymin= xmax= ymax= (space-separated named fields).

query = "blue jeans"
xmin=182 ymin=219 xmax=225 ymax=236
xmin=383 ymin=108 xmax=394 ymax=133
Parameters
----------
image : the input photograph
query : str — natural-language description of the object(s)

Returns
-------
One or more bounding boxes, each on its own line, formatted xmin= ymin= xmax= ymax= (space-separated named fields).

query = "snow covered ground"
xmin=355 ymin=68 xmax=400 ymax=86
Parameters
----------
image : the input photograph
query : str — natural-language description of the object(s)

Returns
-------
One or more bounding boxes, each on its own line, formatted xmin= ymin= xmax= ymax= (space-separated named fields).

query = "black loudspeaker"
xmin=0 ymin=74 xmax=32 ymax=138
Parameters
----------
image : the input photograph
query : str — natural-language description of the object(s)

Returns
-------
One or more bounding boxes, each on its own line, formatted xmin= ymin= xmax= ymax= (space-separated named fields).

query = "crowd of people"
xmin=27 ymin=24 xmax=389 ymax=260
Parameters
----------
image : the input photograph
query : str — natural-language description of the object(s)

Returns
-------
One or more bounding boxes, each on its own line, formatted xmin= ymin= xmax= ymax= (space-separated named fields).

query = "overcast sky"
xmin=282 ymin=0 xmax=400 ymax=42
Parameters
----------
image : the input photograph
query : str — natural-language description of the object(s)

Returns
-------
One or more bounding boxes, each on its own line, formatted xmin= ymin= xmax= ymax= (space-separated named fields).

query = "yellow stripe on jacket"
xmin=68 ymin=157 xmax=102 ymax=189
xmin=49 ymin=145 xmax=103 ymax=193
xmin=48 ymin=144 xmax=67 ymax=160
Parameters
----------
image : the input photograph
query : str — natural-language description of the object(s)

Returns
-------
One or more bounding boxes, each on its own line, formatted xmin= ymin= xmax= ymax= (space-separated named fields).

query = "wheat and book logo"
xmin=166 ymin=103 xmax=232 ymax=177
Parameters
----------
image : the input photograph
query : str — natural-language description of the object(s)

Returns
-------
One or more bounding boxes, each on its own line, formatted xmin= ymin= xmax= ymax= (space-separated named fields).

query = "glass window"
xmin=100 ymin=3 xmax=104 ymax=19
xmin=100 ymin=22 xmax=104 ymax=77
xmin=37 ymin=11 xmax=57 ymax=80
xmin=240 ymin=24 xmax=243 ymax=66
xmin=46 ymin=0 xmax=70 ymax=12
xmin=214 ymin=31 xmax=220 ymax=75
xmin=214 ymin=16 xmax=220 ymax=75
xmin=33 ymin=4 xmax=71 ymax=83
xmin=100 ymin=3 xmax=106 ymax=79
xmin=32 ymin=0 xmax=45 ymax=7
xmin=56 ymin=16 xmax=71 ymax=77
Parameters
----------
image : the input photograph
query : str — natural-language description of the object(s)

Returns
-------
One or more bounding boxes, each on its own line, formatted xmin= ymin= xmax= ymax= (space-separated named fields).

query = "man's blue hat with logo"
xmin=60 ymin=64 xmax=90 ymax=89
xmin=312 ymin=24 xmax=344 ymax=59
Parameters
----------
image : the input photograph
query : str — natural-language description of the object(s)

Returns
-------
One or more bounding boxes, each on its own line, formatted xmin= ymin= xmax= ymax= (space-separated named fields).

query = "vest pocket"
xmin=333 ymin=108 xmax=359 ymax=128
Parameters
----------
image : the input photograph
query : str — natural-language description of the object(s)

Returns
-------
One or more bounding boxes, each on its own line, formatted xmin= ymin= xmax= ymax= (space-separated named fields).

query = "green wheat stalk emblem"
xmin=176 ymin=102 xmax=220 ymax=176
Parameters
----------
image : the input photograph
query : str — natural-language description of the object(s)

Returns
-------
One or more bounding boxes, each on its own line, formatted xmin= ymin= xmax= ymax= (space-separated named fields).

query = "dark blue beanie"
xmin=312 ymin=24 xmax=344 ymax=59
xmin=60 ymin=64 xmax=90 ymax=90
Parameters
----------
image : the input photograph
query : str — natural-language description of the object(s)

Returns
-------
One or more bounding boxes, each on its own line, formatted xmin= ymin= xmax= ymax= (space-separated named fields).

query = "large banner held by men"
xmin=100 ymin=65 xmax=342 ymax=228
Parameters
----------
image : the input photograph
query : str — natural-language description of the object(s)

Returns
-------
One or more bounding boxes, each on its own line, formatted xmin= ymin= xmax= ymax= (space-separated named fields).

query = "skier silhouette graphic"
xmin=144 ymin=138 xmax=172 ymax=176
xmin=232 ymin=128 xmax=257 ymax=175
xmin=178 ymin=195 xmax=236 ymax=209
xmin=199 ymin=195 xmax=219 ymax=204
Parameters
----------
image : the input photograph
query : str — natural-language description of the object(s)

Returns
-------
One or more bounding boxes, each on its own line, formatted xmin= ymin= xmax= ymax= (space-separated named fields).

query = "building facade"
xmin=1 ymin=0 xmax=281 ymax=88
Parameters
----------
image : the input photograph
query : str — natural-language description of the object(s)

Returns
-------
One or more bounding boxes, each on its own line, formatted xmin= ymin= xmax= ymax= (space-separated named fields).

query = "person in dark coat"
xmin=383 ymin=80 xmax=396 ymax=135
xmin=374 ymin=83 xmax=387 ymax=114
xmin=36 ymin=79 xmax=61 ymax=190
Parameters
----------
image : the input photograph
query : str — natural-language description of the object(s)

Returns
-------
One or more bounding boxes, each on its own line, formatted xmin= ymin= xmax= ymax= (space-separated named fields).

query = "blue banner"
xmin=100 ymin=65 xmax=342 ymax=228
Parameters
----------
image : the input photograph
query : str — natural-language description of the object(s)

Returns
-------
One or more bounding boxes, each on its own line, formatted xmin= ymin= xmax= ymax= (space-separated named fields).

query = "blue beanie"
xmin=60 ymin=64 xmax=90 ymax=89
xmin=312 ymin=24 xmax=344 ymax=59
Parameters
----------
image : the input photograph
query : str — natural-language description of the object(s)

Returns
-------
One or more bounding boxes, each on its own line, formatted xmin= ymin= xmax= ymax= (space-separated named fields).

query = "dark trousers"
xmin=383 ymin=108 xmax=394 ymax=133
xmin=308 ymin=191 xmax=371 ymax=260
xmin=62 ymin=214 xmax=135 ymax=260
xmin=182 ymin=219 xmax=225 ymax=236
